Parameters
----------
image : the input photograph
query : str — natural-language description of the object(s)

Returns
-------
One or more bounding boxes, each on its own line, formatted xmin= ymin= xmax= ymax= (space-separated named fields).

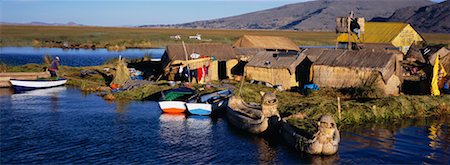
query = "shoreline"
xmin=2 ymin=63 xmax=450 ymax=128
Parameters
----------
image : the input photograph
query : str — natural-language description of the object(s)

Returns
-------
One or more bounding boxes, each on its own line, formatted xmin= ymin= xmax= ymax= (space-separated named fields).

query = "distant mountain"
xmin=0 ymin=21 xmax=84 ymax=26
xmin=385 ymin=0 xmax=450 ymax=33
xmin=146 ymin=0 xmax=433 ymax=31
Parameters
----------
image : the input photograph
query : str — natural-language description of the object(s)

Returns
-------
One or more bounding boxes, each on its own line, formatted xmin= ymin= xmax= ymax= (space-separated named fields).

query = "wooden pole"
xmin=347 ymin=14 xmax=352 ymax=50
xmin=337 ymin=97 xmax=342 ymax=120
xmin=238 ymin=69 xmax=246 ymax=97
xmin=182 ymin=41 xmax=191 ymax=83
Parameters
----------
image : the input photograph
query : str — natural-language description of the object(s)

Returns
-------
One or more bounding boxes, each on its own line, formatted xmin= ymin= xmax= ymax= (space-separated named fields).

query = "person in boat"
xmin=49 ymin=56 xmax=60 ymax=78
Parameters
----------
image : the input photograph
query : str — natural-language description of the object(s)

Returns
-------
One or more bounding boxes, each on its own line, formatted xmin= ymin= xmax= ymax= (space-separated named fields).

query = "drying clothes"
xmin=198 ymin=67 xmax=203 ymax=82
xmin=190 ymin=69 xmax=198 ymax=83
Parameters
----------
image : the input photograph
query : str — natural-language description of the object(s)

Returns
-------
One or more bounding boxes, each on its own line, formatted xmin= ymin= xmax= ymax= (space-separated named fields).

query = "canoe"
xmin=160 ymin=87 xmax=196 ymax=101
xmin=226 ymin=96 xmax=268 ymax=134
xmin=185 ymin=103 xmax=212 ymax=116
xmin=280 ymin=116 xmax=340 ymax=155
xmin=158 ymin=101 xmax=187 ymax=114
xmin=10 ymin=78 xmax=67 ymax=91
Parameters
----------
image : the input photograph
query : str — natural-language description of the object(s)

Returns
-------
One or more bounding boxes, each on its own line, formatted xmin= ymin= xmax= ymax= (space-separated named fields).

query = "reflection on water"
xmin=340 ymin=117 xmax=450 ymax=164
xmin=0 ymin=47 xmax=165 ymax=66
xmin=0 ymin=87 xmax=449 ymax=164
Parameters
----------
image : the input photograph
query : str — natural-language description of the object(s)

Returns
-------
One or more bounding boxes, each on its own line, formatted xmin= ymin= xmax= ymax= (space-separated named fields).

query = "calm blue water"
xmin=0 ymin=87 xmax=449 ymax=164
xmin=0 ymin=47 xmax=165 ymax=66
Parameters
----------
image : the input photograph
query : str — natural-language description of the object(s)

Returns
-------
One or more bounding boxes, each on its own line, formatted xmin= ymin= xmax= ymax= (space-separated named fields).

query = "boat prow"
xmin=159 ymin=101 xmax=187 ymax=114
xmin=186 ymin=103 xmax=212 ymax=116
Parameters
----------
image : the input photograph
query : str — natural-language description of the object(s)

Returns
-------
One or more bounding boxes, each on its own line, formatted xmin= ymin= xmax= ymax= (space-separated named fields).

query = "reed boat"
xmin=158 ymin=101 xmax=187 ymax=114
xmin=280 ymin=115 xmax=340 ymax=155
xmin=226 ymin=96 xmax=268 ymax=134
xmin=10 ymin=78 xmax=67 ymax=91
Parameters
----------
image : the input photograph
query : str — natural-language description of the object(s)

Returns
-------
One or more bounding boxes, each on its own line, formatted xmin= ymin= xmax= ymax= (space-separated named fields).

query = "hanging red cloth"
xmin=198 ymin=67 xmax=203 ymax=82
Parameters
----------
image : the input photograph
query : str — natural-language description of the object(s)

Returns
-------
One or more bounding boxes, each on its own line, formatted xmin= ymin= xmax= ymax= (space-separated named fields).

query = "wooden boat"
xmin=10 ymin=78 xmax=67 ymax=91
xmin=185 ymin=103 xmax=212 ymax=116
xmin=226 ymin=96 xmax=268 ymax=134
xmin=187 ymin=89 xmax=233 ymax=115
xmin=160 ymin=87 xmax=196 ymax=101
xmin=279 ymin=115 xmax=340 ymax=155
xmin=158 ymin=101 xmax=187 ymax=114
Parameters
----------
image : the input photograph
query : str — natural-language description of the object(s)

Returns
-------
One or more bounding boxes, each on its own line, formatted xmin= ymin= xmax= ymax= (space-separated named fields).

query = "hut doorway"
xmin=296 ymin=58 xmax=313 ymax=88
xmin=218 ymin=61 xmax=228 ymax=80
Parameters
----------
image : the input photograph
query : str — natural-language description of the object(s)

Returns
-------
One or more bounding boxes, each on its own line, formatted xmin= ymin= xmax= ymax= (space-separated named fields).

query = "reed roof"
xmin=246 ymin=51 xmax=304 ymax=73
xmin=165 ymin=43 xmax=236 ymax=61
xmin=232 ymin=35 xmax=300 ymax=51
xmin=312 ymin=49 xmax=397 ymax=82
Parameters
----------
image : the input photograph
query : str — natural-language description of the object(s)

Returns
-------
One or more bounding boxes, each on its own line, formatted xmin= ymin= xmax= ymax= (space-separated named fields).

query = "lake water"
xmin=1 ymin=87 xmax=449 ymax=164
xmin=0 ymin=47 xmax=165 ymax=66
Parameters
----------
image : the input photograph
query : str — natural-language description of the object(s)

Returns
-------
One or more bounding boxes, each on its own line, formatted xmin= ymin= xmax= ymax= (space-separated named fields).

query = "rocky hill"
xmin=386 ymin=0 xmax=450 ymax=33
xmin=166 ymin=0 xmax=433 ymax=31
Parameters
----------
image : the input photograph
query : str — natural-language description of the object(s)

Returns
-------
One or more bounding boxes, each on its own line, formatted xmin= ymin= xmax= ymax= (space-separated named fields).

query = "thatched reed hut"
xmin=310 ymin=49 xmax=403 ymax=96
xmin=245 ymin=51 xmax=305 ymax=90
xmin=162 ymin=43 xmax=237 ymax=82
xmin=425 ymin=47 xmax=450 ymax=72
xmin=233 ymin=35 xmax=300 ymax=52
xmin=337 ymin=22 xmax=424 ymax=54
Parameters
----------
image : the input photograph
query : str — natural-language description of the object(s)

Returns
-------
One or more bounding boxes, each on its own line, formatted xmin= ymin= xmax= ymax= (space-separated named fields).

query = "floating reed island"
xmin=2 ymin=20 xmax=450 ymax=155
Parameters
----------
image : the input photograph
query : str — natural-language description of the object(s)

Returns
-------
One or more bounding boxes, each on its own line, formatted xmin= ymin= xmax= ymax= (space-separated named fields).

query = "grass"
xmin=1 ymin=25 xmax=449 ymax=48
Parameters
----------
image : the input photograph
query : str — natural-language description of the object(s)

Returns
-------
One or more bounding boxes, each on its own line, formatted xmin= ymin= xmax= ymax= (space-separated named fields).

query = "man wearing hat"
xmin=49 ymin=56 xmax=60 ymax=78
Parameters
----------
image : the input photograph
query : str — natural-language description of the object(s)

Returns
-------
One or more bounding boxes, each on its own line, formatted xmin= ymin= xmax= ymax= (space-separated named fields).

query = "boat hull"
xmin=10 ymin=78 xmax=67 ymax=91
xmin=186 ymin=103 xmax=212 ymax=116
xmin=159 ymin=101 xmax=186 ymax=114
xmin=279 ymin=119 xmax=339 ymax=155
xmin=226 ymin=96 xmax=268 ymax=134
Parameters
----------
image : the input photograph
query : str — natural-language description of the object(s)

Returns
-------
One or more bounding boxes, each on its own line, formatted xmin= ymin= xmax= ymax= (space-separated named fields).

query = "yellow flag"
xmin=431 ymin=55 xmax=443 ymax=96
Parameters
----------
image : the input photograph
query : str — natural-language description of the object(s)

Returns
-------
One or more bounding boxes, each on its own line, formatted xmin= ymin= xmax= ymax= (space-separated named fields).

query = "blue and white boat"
xmin=10 ymin=78 xmax=67 ymax=91
xmin=185 ymin=103 xmax=212 ymax=116
xmin=186 ymin=89 xmax=233 ymax=116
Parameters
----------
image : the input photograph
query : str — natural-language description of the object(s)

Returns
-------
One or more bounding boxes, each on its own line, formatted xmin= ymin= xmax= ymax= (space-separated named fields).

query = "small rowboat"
xmin=187 ymin=89 xmax=233 ymax=116
xmin=10 ymin=78 xmax=67 ymax=91
xmin=158 ymin=101 xmax=187 ymax=114
xmin=185 ymin=103 xmax=212 ymax=116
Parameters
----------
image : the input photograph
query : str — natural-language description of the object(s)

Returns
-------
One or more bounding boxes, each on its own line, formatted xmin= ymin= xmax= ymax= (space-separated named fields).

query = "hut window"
xmin=264 ymin=61 xmax=271 ymax=65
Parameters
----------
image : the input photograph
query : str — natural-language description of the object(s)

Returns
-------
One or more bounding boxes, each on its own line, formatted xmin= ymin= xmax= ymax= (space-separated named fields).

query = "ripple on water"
xmin=1 ymin=88 xmax=449 ymax=164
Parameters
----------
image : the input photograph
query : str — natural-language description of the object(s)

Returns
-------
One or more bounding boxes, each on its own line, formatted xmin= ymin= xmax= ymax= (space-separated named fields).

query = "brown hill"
xmin=171 ymin=0 xmax=433 ymax=31
xmin=386 ymin=0 xmax=450 ymax=33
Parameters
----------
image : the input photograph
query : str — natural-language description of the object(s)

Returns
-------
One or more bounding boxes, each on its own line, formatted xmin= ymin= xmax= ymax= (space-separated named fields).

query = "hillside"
xmin=386 ymin=0 xmax=450 ymax=33
xmin=165 ymin=0 xmax=433 ymax=31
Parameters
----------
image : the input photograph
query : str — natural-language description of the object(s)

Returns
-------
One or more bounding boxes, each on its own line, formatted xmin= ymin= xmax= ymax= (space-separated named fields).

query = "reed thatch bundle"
xmin=112 ymin=57 xmax=130 ymax=85
xmin=43 ymin=54 xmax=52 ymax=65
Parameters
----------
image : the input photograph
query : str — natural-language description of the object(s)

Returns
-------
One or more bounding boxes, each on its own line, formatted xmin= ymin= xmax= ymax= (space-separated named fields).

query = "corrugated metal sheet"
xmin=232 ymin=35 xmax=300 ymax=51
xmin=233 ymin=48 xmax=265 ymax=56
xmin=165 ymin=43 xmax=236 ymax=61
xmin=337 ymin=22 xmax=408 ymax=43
xmin=246 ymin=51 xmax=304 ymax=73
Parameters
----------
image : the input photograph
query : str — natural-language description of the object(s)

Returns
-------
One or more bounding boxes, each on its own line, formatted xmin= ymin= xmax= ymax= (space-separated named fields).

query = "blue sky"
xmin=0 ymin=0 xmax=445 ymax=26
xmin=0 ymin=0 xmax=305 ymax=26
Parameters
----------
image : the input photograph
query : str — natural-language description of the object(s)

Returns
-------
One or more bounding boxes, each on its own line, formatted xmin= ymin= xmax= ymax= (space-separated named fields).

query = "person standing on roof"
xmin=49 ymin=56 xmax=60 ymax=78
